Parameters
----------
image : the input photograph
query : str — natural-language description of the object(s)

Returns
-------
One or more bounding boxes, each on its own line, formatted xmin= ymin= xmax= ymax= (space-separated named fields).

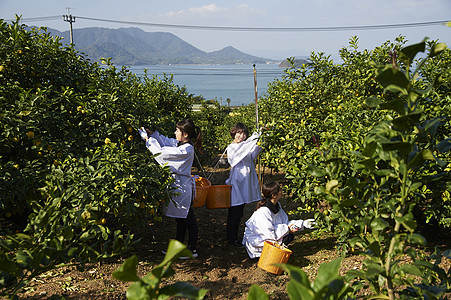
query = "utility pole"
xmin=63 ymin=7 xmax=75 ymax=45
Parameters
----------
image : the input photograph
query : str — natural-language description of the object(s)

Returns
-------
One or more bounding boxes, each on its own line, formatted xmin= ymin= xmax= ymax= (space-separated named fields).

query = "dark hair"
xmin=255 ymin=181 xmax=281 ymax=211
xmin=230 ymin=122 xmax=249 ymax=139
xmin=176 ymin=118 xmax=203 ymax=153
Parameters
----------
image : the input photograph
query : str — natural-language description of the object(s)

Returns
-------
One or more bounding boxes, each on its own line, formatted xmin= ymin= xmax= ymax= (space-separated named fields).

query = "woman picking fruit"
xmin=225 ymin=122 xmax=262 ymax=247
xmin=139 ymin=119 xmax=202 ymax=258
xmin=243 ymin=181 xmax=316 ymax=259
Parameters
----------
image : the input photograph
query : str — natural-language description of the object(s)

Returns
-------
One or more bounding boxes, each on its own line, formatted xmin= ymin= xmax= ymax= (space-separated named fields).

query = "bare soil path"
xmin=14 ymin=167 xmax=451 ymax=299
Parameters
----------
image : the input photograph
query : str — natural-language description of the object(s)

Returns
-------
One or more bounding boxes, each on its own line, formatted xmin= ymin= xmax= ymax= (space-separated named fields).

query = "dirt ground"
xmin=12 ymin=166 xmax=451 ymax=299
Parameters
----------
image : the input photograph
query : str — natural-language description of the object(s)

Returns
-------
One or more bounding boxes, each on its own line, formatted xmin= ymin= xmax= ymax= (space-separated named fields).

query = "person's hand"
xmin=289 ymin=224 xmax=300 ymax=233
xmin=138 ymin=127 xmax=148 ymax=141
xmin=303 ymin=219 xmax=317 ymax=229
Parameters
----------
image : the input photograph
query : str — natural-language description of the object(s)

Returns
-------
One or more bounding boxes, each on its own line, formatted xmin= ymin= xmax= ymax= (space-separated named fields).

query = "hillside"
xmin=46 ymin=27 xmax=275 ymax=65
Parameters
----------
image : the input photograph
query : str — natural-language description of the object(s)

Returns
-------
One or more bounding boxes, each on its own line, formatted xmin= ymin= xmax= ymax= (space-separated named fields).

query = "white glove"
xmin=303 ymin=219 xmax=317 ymax=229
xmin=138 ymin=127 xmax=148 ymax=140
xmin=288 ymin=220 xmax=304 ymax=231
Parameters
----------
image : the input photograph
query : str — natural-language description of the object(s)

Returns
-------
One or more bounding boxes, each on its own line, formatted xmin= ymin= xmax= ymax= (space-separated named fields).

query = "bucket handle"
xmin=206 ymin=148 xmax=228 ymax=182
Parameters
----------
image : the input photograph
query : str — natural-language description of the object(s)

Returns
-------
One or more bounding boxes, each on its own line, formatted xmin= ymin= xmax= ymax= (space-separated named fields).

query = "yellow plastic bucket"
xmin=258 ymin=241 xmax=292 ymax=275
xmin=192 ymin=176 xmax=211 ymax=208
xmin=206 ymin=185 xmax=231 ymax=209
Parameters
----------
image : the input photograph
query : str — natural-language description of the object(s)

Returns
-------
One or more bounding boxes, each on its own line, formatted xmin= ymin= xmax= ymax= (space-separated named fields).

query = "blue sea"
xmin=127 ymin=64 xmax=284 ymax=107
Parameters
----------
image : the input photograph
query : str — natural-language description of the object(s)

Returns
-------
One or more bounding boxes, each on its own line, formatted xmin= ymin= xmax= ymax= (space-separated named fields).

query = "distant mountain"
xmin=279 ymin=58 xmax=310 ymax=68
xmin=45 ymin=27 xmax=276 ymax=65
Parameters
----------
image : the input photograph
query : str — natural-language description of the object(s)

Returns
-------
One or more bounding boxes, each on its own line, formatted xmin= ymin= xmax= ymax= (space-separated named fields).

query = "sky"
xmin=1 ymin=0 xmax=450 ymax=60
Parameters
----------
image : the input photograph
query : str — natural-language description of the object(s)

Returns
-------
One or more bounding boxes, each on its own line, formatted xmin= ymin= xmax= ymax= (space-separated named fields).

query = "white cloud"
xmin=159 ymin=3 xmax=267 ymax=21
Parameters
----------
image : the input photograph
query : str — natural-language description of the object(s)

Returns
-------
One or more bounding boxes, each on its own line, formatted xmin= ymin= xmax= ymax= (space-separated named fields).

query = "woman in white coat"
xmin=139 ymin=119 xmax=202 ymax=258
xmin=243 ymin=181 xmax=315 ymax=259
xmin=225 ymin=122 xmax=262 ymax=247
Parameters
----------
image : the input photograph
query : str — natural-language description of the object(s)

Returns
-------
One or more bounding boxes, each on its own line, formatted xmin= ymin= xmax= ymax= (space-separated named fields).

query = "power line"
xmin=7 ymin=15 xmax=449 ymax=32
xmin=7 ymin=16 xmax=62 ymax=22
xmin=76 ymin=16 xmax=449 ymax=31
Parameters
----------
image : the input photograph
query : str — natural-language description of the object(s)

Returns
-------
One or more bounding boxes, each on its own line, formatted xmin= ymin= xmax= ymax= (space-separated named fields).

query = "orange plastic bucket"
xmin=192 ymin=176 xmax=211 ymax=208
xmin=258 ymin=241 xmax=292 ymax=275
xmin=206 ymin=185 xmax=231 ymax=209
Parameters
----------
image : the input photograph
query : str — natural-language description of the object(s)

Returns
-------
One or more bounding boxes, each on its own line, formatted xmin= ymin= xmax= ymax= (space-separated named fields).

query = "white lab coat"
xmin=225 ymin=132 xmax=262 ymax=206
xmin=145 ymin=131 xmax=194 ymax=218
xmin=242 ymin=202 xmax=290 ymax=259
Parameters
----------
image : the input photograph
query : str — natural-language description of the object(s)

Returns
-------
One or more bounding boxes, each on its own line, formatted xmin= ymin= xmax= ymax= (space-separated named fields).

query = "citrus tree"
xmin=257 ymin=36 xmax=451 ymax=229
xmin=312 ymin=39 xmax=451 ymax=299
xmin=0 ymin=17 xmax=194 ymax=297
xmin=252 ymin=37 xmax=451 ymax=299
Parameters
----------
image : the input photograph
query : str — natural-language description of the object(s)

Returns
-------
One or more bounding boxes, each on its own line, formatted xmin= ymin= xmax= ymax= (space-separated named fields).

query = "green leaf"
xmin=112 ymin=255 xmax=140 ymax=282
xmin=18 ymin=110 xmax=31 ymax=116
xmin=381 ymin=141 xmax=412 ymax=158
xmin=379 ymin=99 xmax=406 ymax=115
xmin=356 ymin=158 xmax=375 ymax=171
xmin=370 ymin=218 xmax=389 ymax=232
xmin=0 ymin=258 xmax=18 ymax=272
xmin=376 ymin=67 xmax=409 ymax=94
xmin=399 ymin=264 xmax=422 ymax=277
xmin=313 ymin=258 xmax=342 ymax=292
xmin=367 ymin=241 xmax=381 ymax=257
xmin=346 ymin=269 xmax=365 ymax=280
xmin=326 ymin=180 xmax=339 ymax=193
xmin=158 ymin=240 xmax=192 ymax=267
xmin=16 ymin=251 xmax=30 ymax=268
xmin=362 ymin=141 xmax=377 ymax=158
xmin=280 ymin=264 xmax=310 ymax=286
xmin=396 ymin=213 xmax=417 ymax=232
xmin=338 ymin=198 xmax=360 ymax=208
xmin=365 ymin=263 xmax=385 ymax=279
xmin=126 ymin=281 xmax=150 ymax=300
xmin=399 ymin=40 xmax=425 ymax=65
xmin=306 ymin=165 xmax=326 ymax=177
xmin=435 ymin=139 xmax=451 ymax=153
xmin=430 ymin=42 xmax=447 ymax=57
xmin=366 ymin=97 xmax=382 ymax=107
xmin=409 ymin=233 xmax=426 ymax=246
xmin=286 ymin=281 xmax=314 ymax=300
xmin=159 ymin=282 xmax=208 ymax=300
xmin=374 ymin=169 xmax=394 ymax=177
xmin=408 ymin=181 xmax=423 ymax=193
xmin=247 ymin=285 xmax=269 ymax=300
xmin=407 ymin=150 xmax=435 ymax=169
xmin=392 ymin=113 xmax=421 ymax=131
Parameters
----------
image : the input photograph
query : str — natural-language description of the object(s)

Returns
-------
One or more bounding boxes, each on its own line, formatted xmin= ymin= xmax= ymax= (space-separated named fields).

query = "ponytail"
xmin=255 ymin=181 xmax=281 ymax=211
xmin=194 ymin=125 xmax=203 ymax=153
xmin=255 ymin=198 xmax=268 ymax=211
xmin=176 ymin=118 xmax=203 ymax=153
